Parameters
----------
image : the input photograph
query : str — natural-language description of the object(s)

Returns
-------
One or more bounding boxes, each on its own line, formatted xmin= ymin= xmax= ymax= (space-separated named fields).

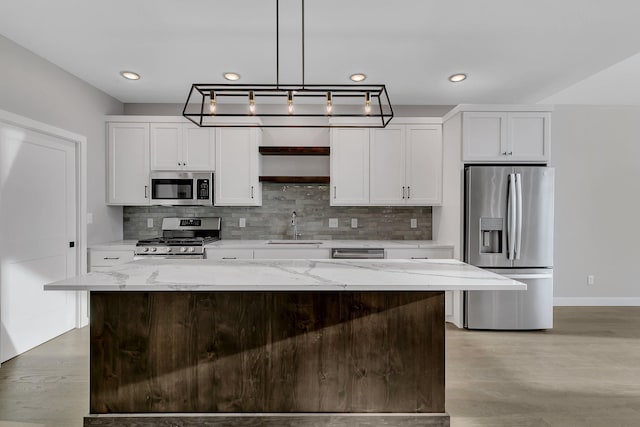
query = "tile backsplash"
xmin=124 ymin=183 xmax=432 ymax=240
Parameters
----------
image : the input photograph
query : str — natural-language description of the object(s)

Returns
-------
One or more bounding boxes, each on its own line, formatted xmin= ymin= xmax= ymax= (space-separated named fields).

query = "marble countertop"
xmin=45 ymin=258 xmax=524 ymax=292
xmin=88 ymin=240 xmax=138 ymax=251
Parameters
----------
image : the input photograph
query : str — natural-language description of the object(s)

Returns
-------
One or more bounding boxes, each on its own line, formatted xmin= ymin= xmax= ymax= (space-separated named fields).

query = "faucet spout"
xmin=291 ymin=211 xmax=301 ymax=240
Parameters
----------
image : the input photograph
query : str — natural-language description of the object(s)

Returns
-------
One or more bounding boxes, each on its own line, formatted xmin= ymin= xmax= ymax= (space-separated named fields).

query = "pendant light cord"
xmin=276 ymin=0 xmax=279 ymax=88
xmin=302 ymin=0 xmax=305 ymax=88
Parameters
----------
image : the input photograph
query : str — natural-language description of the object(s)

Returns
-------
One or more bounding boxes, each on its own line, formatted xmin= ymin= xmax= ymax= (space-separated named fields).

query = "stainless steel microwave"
xmin=150 ymin=172 xmax=212 ymax=206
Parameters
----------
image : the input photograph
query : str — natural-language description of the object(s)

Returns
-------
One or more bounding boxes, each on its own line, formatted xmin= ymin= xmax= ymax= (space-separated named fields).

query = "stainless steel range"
xmin=134 ymin=217 xmax=221 ymax=259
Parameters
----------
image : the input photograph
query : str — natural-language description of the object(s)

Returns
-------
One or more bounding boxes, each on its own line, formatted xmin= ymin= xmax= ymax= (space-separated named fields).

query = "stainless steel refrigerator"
xmin=464 ymin=166 xmax=554 ymax=330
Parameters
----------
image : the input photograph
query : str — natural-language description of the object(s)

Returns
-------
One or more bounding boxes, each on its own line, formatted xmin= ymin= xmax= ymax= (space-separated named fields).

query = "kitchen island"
xmin=45 ymin=258 xmax=525 ymax=427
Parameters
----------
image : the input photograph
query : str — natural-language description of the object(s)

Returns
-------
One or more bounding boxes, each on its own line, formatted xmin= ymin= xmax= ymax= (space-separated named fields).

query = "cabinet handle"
xmin=502 ymin=151 xmax=508 ymax=155
xmin=144 ymin=185 xmax=149 ymax=198
xmin=222 ymin=257 xmax=237 ymax=260
xmin=250 ymin=186 xmax=254 ymax=199
xmin=407 ymin=186 xmax=411 ymax=199
xmin=402 ymin=186 xmax=405 ymax=199
xmin=507 ymin=151 xmax=513 ymax=155
xmin=411 ymin=257 xmax=429 ymax=259
xmin=103 ymin=257 xmax=120 ymax=260
xmin=333 ymin=186 xmax=337 ymax=199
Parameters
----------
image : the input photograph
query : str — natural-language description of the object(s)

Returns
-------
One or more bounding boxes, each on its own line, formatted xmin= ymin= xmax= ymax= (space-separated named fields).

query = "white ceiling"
xmin=2 ymin=0 xmax=640 ymax=106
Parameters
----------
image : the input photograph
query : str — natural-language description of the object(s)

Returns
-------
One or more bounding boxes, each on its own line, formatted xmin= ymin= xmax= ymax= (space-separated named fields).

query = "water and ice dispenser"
xmin=479 ymin=217 xmax=503 ymax=254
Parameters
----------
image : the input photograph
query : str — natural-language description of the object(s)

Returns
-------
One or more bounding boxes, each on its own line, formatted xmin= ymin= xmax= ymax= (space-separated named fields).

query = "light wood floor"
xmin=1 ymin=307 xmax=639 ymax=427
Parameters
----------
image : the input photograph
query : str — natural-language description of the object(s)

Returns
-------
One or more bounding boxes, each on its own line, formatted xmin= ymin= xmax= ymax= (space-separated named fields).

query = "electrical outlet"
xmin=87 ymin=213 xmax=93 ymax=224
xmin=351 ymin=218 xmax=358 ymax=228
xmin=239 ymin=218 xmax=246 ymax=228
xmin=587 ymin=275 xmax=595 ymax=285
xmin=147 ymin=218 xmax=154 ymax=228
xmin=329 ymin=218 xmax=338 ymax=228
xmin=410 ymin=218 xmax=417 ymax=229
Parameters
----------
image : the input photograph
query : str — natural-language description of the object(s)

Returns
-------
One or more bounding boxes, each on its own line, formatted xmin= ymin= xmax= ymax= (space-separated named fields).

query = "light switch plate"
xmin=329 ymin=218 xmax=339 ymax=228
xmin=147 ymin=218 xmax=154 ymax=228
xmin=239 ymin=218 xmax=246 ymax=228
xmin=410 ymin=218 xmax=417 ymax=229
xmin=351 ymin=218 xmax=358 ymax=228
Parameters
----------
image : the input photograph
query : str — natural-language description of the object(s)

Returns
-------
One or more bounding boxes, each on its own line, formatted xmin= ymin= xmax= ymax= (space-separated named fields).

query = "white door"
xmin=183 ymin=126 xmax=215 ymax=171
xmin=0 ymin=123 xmax=78 ymax=363
xmin=150 ymin=123 xmax=182 ymax=170
xmin=369 ymin=126 xmax=405 ymax=205
xmin=330 ymin=128 xmax=370 ymax=206
xmin=405 ymin=125 xmax=443 ymax=205
xmin=215 ymin=128 xmax=260 ymax=206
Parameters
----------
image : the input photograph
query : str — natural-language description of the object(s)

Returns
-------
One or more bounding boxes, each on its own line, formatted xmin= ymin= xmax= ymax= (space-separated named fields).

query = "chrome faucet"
xmin=291 ymin=211 xmax=302 ymax=240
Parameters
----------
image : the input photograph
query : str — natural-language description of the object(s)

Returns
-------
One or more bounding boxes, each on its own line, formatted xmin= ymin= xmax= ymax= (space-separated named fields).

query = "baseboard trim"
xmin=554 ymin=297 xmax=640 ymax=306
xmin=84 ymin=413 xmax=450 ymax=427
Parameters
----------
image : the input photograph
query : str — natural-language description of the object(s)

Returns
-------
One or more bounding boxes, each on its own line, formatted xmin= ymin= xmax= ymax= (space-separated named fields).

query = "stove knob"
xmin=151 ymin=247 xmax=157 ymax=252
xmin=180 ymin=247 xmax=187 ymax=252
xmin=164 ymin=247 xmax=172 ymax=253
xmin=142 ymin=247 xmax=149 ymax=252
xmin=188 ymin=247 xmax=195 ymax=253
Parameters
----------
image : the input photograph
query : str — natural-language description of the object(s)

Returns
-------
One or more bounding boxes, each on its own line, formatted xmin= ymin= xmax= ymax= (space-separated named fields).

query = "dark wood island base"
xmin=87 ymin=291 xmax=448 ymax=427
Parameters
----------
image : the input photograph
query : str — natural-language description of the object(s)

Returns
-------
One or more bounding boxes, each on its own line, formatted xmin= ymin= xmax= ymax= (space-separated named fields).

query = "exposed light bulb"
xmin=365 ymin=92 xmax=371 ymax=115
xmin=209 ymin=90 xmax=216 ymax=114
xmin=287 ymin=91 xmax=294 ymax=114
xmin=326 ymin=92 xmax=332 ymax=114
xmin=249 ymin=91 xmax=255 ymax=114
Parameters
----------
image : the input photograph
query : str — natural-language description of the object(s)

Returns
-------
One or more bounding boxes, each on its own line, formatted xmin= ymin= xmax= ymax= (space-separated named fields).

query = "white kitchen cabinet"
xmin=462 ymin=112 xmax=550 ymax=163
xmin=253 ymin=249 xmax=330 ymax=259
xmin=214 ymin=128 xmax=262 ymax=206
xmin=330 ymin=128 xmax=370 ymax=206
xmin=206 ymin=249 xmax=254 ymax=260
xmin=369 ymin=125 xmax=443 ymax=206
xmin=88 ymin=249 xmax=134 ymax=272
xmin=150 ymin=123 xmax=215 ymax=171
xmin=385 ymin=247 xmax=457 ymax=320
xmin=107 ymin=122 xmax=150 ymax=205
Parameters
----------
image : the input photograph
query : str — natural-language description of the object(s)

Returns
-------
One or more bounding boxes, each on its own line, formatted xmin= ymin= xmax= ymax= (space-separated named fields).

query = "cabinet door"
xmin=385 ymin=248 xmax=453 ymax=259
xmin=183 ymin=126 xmax=215 ymax=171
xmin=462 ymin=112 xmax=508 ymax=162
xmin=205 ymin=249 xmax=254 ymax=260
xmin=405 ymin=125 xmax=443 ymax=205
xmin=253 ymin=249 xmax=330 ymax=259
xmin=150 ymin=123 xmax=182 ymax=170
xmin=508 ymin=112 xmax=550 ymax=163
xmin=370 ymin=126 xmax=405 ymax=205
xmin=107 ymin=123 xmax=150 ymax=205
xmin=215 ymin=128 xmax=261 ymax=206
xmin=330 ymin=128 xmax=370 ymax=206
xmin=88 ymin=250 xmax=134 ymax=271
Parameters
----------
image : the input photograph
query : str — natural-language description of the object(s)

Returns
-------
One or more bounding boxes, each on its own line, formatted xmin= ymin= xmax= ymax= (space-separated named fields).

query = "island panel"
xmin=89 ymin=291 xmax=445 ymax=414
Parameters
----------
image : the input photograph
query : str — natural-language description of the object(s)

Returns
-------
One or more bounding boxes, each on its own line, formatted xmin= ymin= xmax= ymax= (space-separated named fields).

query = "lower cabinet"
xmin=253 ymin=249 xmax=330 ymax=259
xmin=385 ymin=247 xmax=458 ymax=323
xmin=88 ymin=249 xmax=134 ymax=272
xmin=205 ymin=249 xmax=254 ymax=260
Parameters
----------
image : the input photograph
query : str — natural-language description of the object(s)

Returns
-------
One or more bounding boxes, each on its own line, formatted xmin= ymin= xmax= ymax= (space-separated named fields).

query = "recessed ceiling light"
xmin=224 ymin=72 xmax=241 ymax=81
xmin=449 ymin=73 xmax=467 ymax=83
xmin=120 ymin=71 xmax=140 ymax=80
xmin=350 ymin=73 xmax=367 ymax=82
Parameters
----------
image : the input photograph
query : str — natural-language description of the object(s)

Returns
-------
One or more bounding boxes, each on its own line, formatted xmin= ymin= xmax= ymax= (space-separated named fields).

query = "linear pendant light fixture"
xmin=182 ymin=0 xmax=393 ymax=128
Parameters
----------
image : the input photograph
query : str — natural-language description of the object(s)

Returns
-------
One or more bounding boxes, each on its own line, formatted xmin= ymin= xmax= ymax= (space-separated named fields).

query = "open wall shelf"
xmin=259 ymin=176 xmax=330 ymax=184
xmin=259 ymin=146 xmax=330 ymax=156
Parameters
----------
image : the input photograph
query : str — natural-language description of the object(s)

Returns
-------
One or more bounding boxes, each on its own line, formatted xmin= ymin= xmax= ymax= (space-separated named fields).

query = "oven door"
xmin=150 ymin=172 xmax=212 ymax=206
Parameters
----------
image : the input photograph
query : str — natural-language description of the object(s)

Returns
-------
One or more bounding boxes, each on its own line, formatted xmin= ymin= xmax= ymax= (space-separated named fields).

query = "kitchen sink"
xmin=266 ymin=240 xmax=323 ymax=245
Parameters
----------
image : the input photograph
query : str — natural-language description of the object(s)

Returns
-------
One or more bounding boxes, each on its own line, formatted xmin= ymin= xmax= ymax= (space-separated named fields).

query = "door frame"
xmin=0 ymin=108 xmax=88 ymax=328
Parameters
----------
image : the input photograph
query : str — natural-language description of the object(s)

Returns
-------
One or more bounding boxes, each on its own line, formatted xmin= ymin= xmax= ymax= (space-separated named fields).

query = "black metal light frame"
xmin=182 ymin=0 xmax=394 ymax=128
xmin=182 ymin=84 xmax=394 ymax=128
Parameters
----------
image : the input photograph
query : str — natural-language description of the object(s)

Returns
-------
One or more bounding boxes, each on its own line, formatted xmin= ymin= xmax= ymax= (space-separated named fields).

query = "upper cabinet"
xmin=107 ymin=122 xmax=150 ymax=205
xmin=150 ymin=123 xmax=215 ymax=171
xmin=462 ymin=112 xmax=550 ymax=163
xmin=369 ymin=124 xmax=442 ymax=206
xmin=332 ymin=121 xmax=443 ymax=207
xmin=215 ymin=128 xmax=262 ymax=206
xmin=330 ymin=128 xmax=370 ymax=206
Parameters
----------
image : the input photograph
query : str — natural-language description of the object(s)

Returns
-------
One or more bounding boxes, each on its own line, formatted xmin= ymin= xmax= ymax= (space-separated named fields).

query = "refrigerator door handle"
xmin=515 ymin=173 xmax=523 ymax=260
xmin=507 ymin=173 xmax=516 ymax=260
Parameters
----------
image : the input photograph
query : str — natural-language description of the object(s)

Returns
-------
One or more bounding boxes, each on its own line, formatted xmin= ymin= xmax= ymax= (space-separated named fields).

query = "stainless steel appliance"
xmin=331 ymin=248 xmax=385 ymax=259
xmin=464 ymin=166 xmax=554 ymax=330
xmin=134 ymin=217 xmax=221 ymax=259
xmin=150 ymin=172 xmax=212 ymax=206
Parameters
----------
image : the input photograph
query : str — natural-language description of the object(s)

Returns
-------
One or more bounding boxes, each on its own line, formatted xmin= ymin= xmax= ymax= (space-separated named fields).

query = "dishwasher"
xmin=330 ymin=248 xmax=385 ymax=259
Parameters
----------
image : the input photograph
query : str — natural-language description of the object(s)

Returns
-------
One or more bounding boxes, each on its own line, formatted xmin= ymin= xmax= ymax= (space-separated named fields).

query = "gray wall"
xmin=124 ymin=183 xmax=432 ymax=240
xmin=0 ymin=35 xmax=124 ymax=244
xmin=551 ymin=105 xmax=640 ymax=301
